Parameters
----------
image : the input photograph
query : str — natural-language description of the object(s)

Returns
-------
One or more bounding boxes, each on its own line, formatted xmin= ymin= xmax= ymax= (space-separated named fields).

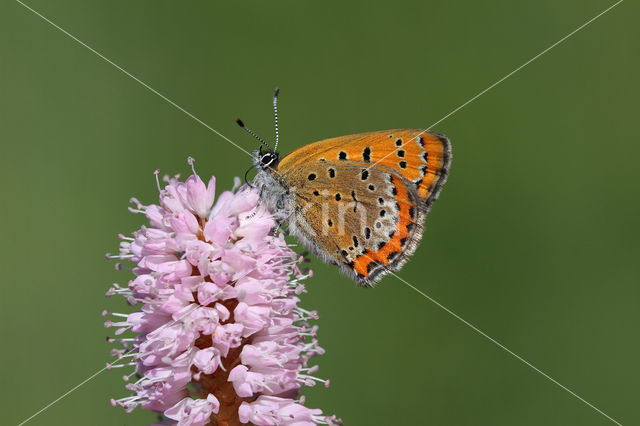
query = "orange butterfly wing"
xmin=278 ymin=129 xmax=451 ymax=205
xmin=275 ymin=129 xmax=451 ymax=285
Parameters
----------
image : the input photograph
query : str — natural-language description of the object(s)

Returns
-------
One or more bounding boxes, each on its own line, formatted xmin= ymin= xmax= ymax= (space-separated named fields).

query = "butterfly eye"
xmin=261 ymin=153 xmax=275 ymax=166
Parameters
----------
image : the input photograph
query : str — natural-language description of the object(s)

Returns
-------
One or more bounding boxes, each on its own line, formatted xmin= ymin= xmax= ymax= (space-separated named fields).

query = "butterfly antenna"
xmin=273 ymin=87 xmax=280 ymax=151
xmin=235 ymin=118 xmax=271 ymax=150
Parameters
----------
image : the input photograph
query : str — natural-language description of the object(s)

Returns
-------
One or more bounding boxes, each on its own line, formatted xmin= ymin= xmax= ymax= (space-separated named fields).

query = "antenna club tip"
xmin=235 ymin=118 xmax=245 ymax=127
xmin=273 ymin=87 xmax=280 ymax=97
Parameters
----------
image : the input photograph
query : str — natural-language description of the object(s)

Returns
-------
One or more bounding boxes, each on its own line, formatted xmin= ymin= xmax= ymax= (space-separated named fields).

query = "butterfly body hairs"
xmin=239 ymin=90 xmax=451 ymax=287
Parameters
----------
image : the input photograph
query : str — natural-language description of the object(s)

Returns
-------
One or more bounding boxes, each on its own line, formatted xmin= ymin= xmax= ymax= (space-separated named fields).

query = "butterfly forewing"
xmin=277 ymin=129 xmax=451 ymax=206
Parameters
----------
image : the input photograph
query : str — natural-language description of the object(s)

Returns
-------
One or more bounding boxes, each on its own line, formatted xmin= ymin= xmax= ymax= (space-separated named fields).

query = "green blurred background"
xmin=1 ymin=1 xmax=638 ymax=425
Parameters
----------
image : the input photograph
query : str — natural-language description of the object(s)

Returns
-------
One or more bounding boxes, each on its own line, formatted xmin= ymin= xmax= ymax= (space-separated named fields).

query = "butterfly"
xmin=237 ymin=89 xmax=451 ymax=287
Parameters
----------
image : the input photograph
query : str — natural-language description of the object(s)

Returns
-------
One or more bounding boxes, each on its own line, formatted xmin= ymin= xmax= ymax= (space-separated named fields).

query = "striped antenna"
xmin=235 ymin=118 xmax=271 ymax=150
xmin=273 ymin=87 xmax=280 ymax=151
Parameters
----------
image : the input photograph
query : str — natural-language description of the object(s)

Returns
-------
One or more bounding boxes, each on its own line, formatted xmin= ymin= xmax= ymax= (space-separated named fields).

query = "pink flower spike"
xmin=105 ymin=165 xmax=338 ymax=424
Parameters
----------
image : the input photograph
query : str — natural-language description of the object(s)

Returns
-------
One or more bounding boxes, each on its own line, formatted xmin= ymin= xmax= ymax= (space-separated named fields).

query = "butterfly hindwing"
xmin=277 ymin=160 xmax=425 ymax=286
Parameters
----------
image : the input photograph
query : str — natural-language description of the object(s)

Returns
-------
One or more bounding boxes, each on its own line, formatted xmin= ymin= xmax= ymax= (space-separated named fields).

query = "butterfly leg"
xmin=245 ymin=185 xmax=266 ymax=219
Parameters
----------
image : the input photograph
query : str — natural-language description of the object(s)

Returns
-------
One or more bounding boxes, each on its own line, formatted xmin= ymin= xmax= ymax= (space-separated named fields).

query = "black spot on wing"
xmin=362 ymin=147 xmax=371 ymax=162
xmin=364 ymin=227 xmax=371 ymax=239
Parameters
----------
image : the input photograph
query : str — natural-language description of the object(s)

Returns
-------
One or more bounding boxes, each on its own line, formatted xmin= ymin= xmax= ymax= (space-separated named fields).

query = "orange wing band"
xmin=353 ymin=175 xmax=414 ymax=277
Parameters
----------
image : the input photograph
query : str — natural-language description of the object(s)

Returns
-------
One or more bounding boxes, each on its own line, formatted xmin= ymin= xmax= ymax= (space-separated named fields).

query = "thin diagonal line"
xmin=16 ymin=364 xmax=111 ymax=426
xmin=16 ymin=0 xmax=251 ymax=157
xmin=364 ymin=0 xmax=623 ymax=173
xmin=16 ymin=303 xmax=202 ymax=425
xmin=387 ymin=268 xmax=623 ymax=425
